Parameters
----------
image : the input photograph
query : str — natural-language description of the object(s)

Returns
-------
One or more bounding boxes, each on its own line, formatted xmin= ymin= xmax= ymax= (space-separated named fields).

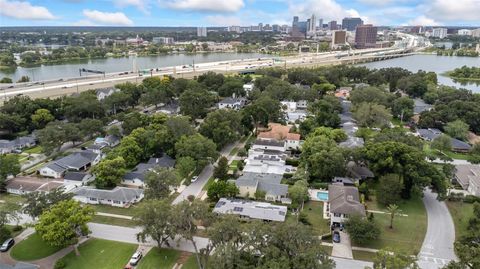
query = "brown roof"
xmin=455 ymin=164 xmax=480 ymax=190
xmin=328 ymin=184 xmax=366 ymax=216
xmin=257 ymin=123 xmax=300 ymax=141
xmin=6 ymin=177 xmax=63 ymax=193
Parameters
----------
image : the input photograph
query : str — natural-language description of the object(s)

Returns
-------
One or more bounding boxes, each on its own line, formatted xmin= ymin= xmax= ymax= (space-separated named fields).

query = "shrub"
xmin=464 ymin=195 xmax=480 ymax=204
xmin=298 ymin=212 xmax=311 ymax=225
xmin=0 ymin=225 xmax=12 ymax=242
xmin=12 ymin=225 xmax=22 ymax=232
xmin=286 ymin=158 xmax=300 ymax=166
xmin=54 ymin=260 xmax=66 ymax=269
xmin=310 ymin=182 xmax=328 ymax=190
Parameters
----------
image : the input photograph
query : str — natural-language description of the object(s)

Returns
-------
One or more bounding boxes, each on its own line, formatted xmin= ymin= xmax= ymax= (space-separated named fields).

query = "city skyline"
xmin=0 ymin=0 xmax=479 ymax=27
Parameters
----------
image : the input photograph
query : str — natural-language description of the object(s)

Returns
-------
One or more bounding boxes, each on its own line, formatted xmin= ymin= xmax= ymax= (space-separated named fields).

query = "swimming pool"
xmin=316 ymin=191 xmax=328 ymax=201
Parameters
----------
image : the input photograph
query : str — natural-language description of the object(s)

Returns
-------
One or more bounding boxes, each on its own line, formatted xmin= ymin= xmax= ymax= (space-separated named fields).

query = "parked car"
xmin=0 ymin=238 xmax=15 ymax=252
xmin=129 ymin=251 xmax=143 ymax=266
xmin=191 ymin=176 xmax=199 ymax=183
xmin=332 ymin=231 xmax=341 ymax=243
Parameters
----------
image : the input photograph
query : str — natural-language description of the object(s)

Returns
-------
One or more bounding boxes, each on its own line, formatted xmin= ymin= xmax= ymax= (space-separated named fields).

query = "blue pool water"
xmin=317 ymin=191 xmax=328 ymax=201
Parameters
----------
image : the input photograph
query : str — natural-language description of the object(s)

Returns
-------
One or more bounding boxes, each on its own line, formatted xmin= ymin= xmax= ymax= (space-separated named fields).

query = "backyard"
xmin=302 ymin=201 xmax=331 ymax=236
xmin=360 ymin=195 xmax=427 ymax=255
xmin=137 ymin=247 xmax=181 ymax=269
xmin=10 ymin=233 xmax=63 ymax=261
xmin=57 ymin=239 xmax=137 ymax=269
xmin=446 ymin=201 xmax=474 ymax=239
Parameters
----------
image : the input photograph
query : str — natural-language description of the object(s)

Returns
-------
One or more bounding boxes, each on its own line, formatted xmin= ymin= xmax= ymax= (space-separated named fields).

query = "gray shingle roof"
xmin=236 ymin=172 xmax=287 ymax=197
xmin=213 ymin=198 xmax=287 ymax=222
xmin=328 ymin=184 xmax=366 ymax=216
xmin=55 ymin=151 xmax=99 ymax=170
xmin=347 ymin=161 xmax=374 ymax=179
xmin=147 ymin=156 xmax=176 ymax=168
xmin=123 ymin=172 xmax=145 ymax=181
xmin=418 ymin=129 xmax=471 ymax=151
xmin=72 ymin=187 xmax=143 ymax=203
xmin=64 ymin=172 xmax=90 ymax=181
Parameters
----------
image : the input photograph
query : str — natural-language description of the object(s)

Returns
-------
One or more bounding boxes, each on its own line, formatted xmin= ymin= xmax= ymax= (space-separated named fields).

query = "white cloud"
xmin=407 ymin=15 xmax=440 ymax=26
xmin=288 ymin=0 xmax=363 ymax=23
xmin=426 ymin=0 xmax=480 ymax=22
xmin=205 ymin=15 xmax=243 ymax=26
xmin=82 ymin=9 xmax=134 ymax=26
xmin=72 ymin=19 xmax=98 ymax=26
xmin=0 ymin=0 xmax=56 ymax=20
xmin=163 ymin=0 xmax=244 ymax=12
xmin=114 ymin=0 xmax=150 ymax=14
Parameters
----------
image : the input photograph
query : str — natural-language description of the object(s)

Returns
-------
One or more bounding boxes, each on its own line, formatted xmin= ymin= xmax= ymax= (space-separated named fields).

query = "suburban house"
xmin=63 ymin=172 xmax=95 ymax=187
xmin=251 ymin=139 xmax=286 ymax=152
xmin=38 ymin=150 xmax=101 ymax=178
xmin=123 ymin=155 xmax=176 ymax=186
xmin=346 ymin=161 xmax=374 ymax=180
xmin=213 ymin=198 xmax=287 ymax=222
xmin=413 ymin=98 xmax=433 ymax=115
xmin=217 ymin=97 xmax=247 ymax=110
xmin=235 ymin=172 xmax=290 ymax=203
xmin=0 ymin=135 xmax=36 ymax=154
xmin=257 ymin=123 xmax=302 ymax=150
xmin=95 ymin=87 xmax=119 ymax=101
xmin=5 ymin=177 xmax=63 ymax=195
xmin=71 ymin=186 xmax=144 ymax=207
xmin=417 ymin=128 xmax=472 ymax=152
xmin=454 ymin=164 xmax=480 ymax=196
xmin=280 ymin=101 xmax=307 ymax=123
xmin=334 ymin=87 xmax=352 ymax=99
xmin=327 ymin=184 xmax=366 ymax=227
xmin=156 ymin=101 xmax=180 ymax=115
xmin=94 ymin=135 xmax=121 ymax=148
xmin=243 ymin=83 xmax=254 ymax=95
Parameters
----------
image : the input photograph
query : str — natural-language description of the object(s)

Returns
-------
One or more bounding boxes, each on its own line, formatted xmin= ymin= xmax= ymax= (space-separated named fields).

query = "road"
xmin=172 ymin=141 xmax=238 ymax=205
xmin=417 ymin=189 xmax=457 ymax=269
xmin=332 ymin=257 xmax=372 ymax=269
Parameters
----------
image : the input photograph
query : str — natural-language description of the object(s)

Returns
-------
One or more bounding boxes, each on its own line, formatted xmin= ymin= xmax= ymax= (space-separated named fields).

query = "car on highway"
xmin=8 ymin=85 xmax=14 ymax=88
xmin=333 ymin=231 xmax=341 ymax=243
xmin=0 ymin=238 xmax=15 ymax=252
xmin=191 ymin=176 xmax=199 ymax=183
xmin=129 ymin=251 xmax=143 ymax=266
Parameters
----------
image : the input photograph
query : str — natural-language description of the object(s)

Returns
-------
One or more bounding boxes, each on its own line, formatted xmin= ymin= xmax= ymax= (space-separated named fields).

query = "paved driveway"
xmin=418 ymin=189 xmax=457 ymax=269
xmin=331 ymin=231 xmax=353 ymax=259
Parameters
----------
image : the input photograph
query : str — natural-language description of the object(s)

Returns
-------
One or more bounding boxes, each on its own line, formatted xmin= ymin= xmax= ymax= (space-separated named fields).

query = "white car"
xmin=129 ymin=251 xmax=143 ymax=266
xmin=191 ymin=176 xmax=199 ymax=183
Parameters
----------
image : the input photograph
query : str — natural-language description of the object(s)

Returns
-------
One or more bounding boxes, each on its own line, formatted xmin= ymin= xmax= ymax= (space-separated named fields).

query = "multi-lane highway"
xmin=0 ymin=33 xmax=427 ymax=100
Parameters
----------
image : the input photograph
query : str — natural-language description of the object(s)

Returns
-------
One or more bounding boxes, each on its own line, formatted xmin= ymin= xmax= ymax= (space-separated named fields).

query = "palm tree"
xmin=386 ymin=204 xmax=402 ymax=229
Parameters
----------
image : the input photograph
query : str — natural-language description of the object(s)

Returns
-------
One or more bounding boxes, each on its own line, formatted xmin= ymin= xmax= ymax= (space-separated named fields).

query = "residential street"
xmin=417 ymin=189 xmax=457 ymax=269
xmin=172 ymin=141 xmax=239 ymax=205
xmin=332 ymin=257 xmax=372 ymax=269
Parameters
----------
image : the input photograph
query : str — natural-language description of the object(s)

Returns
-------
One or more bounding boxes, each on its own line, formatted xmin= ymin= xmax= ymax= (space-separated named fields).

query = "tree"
xmin=0 ymin=77 xmax=12 ymax=83
xmin=0 ymin=112 xmax=26 ymax=134
xmin=31 ymin=108 xmax=54 ymax=129
xmin=176 ymin=156 xmax=196 ymax=179
xmin=175 ymin=134 xmax=218 ymax=168
xmin=308 ymin=127 xmax=347 ymax=142
xmin=144 ymin=168 xmax=180 ymax=200
xmin=300 ymin=135 xmax=345 ymax=181
xmin=35 ymin=200 xmax=94 ymax=253
xmin=78 ymin=118 xmax=104 ymax=139
xmin=134 ymin=199 xmax=176 ymax=248
xmin=344 ymin=215 xmax=381 ymax=244
xmin=386 ymin=204 xmax=402 ymax=229
xmin=353 ymin=102 xmax=392 ymax=128
xmin=0 ymin=155 xmax=20 ymax=190
xmin=207 ymin=181 xmax=239 ymax=202
xmin=217 ymin=78 xmax=245 ymax=97
xmin=392 ymin=97 xmax=414 ymax=121
xmin=350 ymin=86 xmax=391 ymax=107
xmin=376 ymin=174 xmax=403 ymax=207
xmin=431 ymin=134 xmax=453 ymax=152
xmin=179 ymin=87 xmax=215 ymax=119
xmin=289 ymin=179 xmax=309 ymax=211
xmin=373 ymin=248 xmax=419 ymax=269
xmin=118 ymin=136 xmax=143 ymax=167
xmin=397 ymin=74 xmax=428 ymax=98
xmin=200 ymin=110 xmax=243 ymax=148
xmin=213 ymin=156 xmax=229 ymax=180
xmin=92 ymin=157 xmax=127 ymax=188
xmin=17 ymin=75 xmax=30 ymax=83
xmin=445 ymin=120 xmax=469 ymax=141
xmin=23 ymin=188 xmax=73 ymax=220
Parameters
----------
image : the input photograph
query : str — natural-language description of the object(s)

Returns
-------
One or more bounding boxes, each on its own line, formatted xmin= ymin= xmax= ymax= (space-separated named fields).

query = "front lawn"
xmin=10 ymin=233 xmax=63 ymax=261
xmin=89 ymin=203 xmax=142 ymax=216
xmin=181 ymin=255 xmax=199 ymax=269
xmin=137 ymin=247 xmax=181 ymax=269
xmin=446 ymin=201 xmax=474 ymax=239
xmin=352 ymin=250 xmax=377 ymax=262
xmin=360 ymin=196 xmax=427 ymax=255
xmin=0 ymin=193 xmax=26 ymax=205
xmin=58 ymin=239 xmax=137 ymax=269
xmin=302 ymin=201 xmax=330 ymax=236
xmin=90 ymin=215 xmax=137 ymax=227
xmin=23 ymin=145 xmax=43 ymax=154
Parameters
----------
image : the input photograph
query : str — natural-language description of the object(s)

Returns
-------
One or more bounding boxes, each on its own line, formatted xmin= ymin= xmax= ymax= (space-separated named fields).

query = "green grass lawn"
xmin=90 ymin=215 xmax=137 ymax=227
xmin=137 ymin=247 xmax=181 ymax=269
xmin=10 ymin=233 xmax=63 ymax=261
xmin=181 ymin=255 xmax=199 ymax=269
xmin=361 ymin=196 xmax=427 ymax=255
xmin=202 ymin=177 xmax=215 ymax=191
xmin=229 ymin=147 xmax=239 ymax=156
xmin=446 ymin=201 xmax=474 ymax=239
xmin=353 ymin=250 xmax=377 ymax=262
xmin=23 ymin=145 xmax=43 ymax=154
xmin=89 ymin=203 xmax=142 ymax=216
xmin=58 ymin=239 xmax=137 ymax=269
xmin=229 ymin=160 xmax=239 ymax=169
xmin=302 ymin=201 xmax=331 ymax=236
xmin=423 ymin=144 xmax=470 ymax=161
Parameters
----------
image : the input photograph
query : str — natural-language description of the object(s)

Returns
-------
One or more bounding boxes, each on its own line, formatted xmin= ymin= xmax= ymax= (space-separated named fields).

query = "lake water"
xmin=0 ymin=52 xmax=269 ymax=82
xmin=361 ymin=54 xmax=480 ymax=92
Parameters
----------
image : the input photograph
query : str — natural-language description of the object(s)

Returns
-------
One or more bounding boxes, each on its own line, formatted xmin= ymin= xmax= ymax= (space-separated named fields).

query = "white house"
xmin=217 ymin=97 xmax=246 ymax=110
xmin=96 ymin=87 xmax=119 ymax=101
xmin=213 ymin=198 xmax=287 ymax=222
xmin=63 ymin=172 xmax=95 ymax=187
xmin=72 ymin=186 xmax=144 ymax=207
xmin=243 ymin=83 xmax=254 ymax=95
xmin=39 ymin=150 xmax=101 ymax=179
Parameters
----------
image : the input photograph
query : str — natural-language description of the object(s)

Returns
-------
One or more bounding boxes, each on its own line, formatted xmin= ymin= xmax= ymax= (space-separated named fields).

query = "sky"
xmin=0 ymin=0 xmax=479 ymax=27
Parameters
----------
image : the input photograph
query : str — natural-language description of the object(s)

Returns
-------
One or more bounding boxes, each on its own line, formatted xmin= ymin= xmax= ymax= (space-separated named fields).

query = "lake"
xmin=0 ymin=52 xmax=269 ymax=82
xmin=361 ymin=54 xmax=480 ymax=92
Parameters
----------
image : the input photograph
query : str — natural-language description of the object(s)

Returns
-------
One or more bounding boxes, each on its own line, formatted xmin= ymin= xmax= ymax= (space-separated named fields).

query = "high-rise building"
xmin=331 ymin=30 xmax=347 ymax=49
xmin=355 ymin=24 xmax=377 ymax=49
xmin=197 ymin=27 xmax=207 ymax=37
xmin=152 ymin=37 xmax=175 ymax=45
xmin=328 ymin=21 xmax=338 ymax=31
xmin=472 ymin=28 xmax=480 ymax=38
xmin=308 ymin=14 xmax=317 ymax=32
xmin=432 ymin=28 xmax=448 ymax=39
xmin=342 ymin=17 xmax=363 ymax=31
xmin=228 ymin=26 xmax=241 ymax=33
xmin=318 ymin=19 xmax=323 ymax=30
xmin=457 ymin=29 xmax=472 ymax=36
xmin=292 ymin=16 xmax=299 ymax=27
